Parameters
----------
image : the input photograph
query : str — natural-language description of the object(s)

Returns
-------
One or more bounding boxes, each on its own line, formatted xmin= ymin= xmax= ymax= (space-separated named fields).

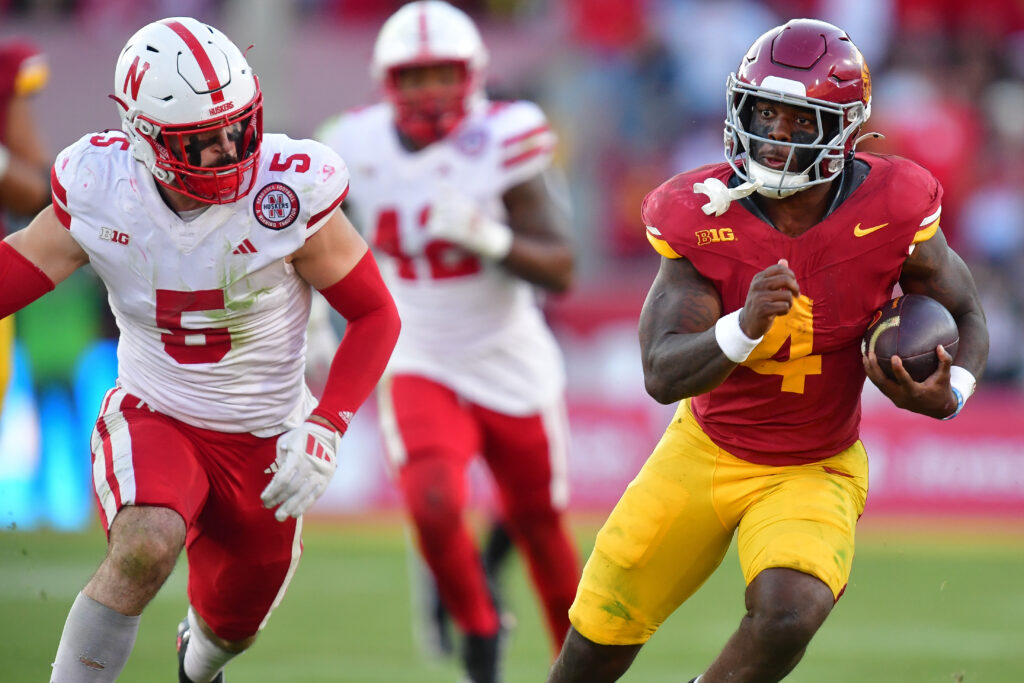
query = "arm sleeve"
xmin=304 ymin=143 xmax=351 ymax=240
xmin=309 ymin=250 xmax=400 ymax=433
xmin=495 ymin=101 xmax=557 ymax=191
xmin=0 ymin=241 xmax=55 ymax=319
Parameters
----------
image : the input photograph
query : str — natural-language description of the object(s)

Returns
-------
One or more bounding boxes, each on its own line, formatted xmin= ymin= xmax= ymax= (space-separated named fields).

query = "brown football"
xmin=861 ymin=294 xmax=959 ymax=382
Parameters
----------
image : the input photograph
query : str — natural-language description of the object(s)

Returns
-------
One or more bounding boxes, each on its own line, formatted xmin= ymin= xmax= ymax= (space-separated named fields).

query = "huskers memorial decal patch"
xmin=253 ymin=182 xmax=300 ymax=230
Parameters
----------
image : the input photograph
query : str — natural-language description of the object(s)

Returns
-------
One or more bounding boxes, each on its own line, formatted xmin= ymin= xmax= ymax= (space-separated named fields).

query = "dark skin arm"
xmin=0 ymin=92 xmax=51 ymax=214
xmin=863 ymin=228 xmax=989 ymax=418
xmin=639 ymin=255 xmax=799 ymax=404
xmin=499 ymin=172 xmax=574 ymax=292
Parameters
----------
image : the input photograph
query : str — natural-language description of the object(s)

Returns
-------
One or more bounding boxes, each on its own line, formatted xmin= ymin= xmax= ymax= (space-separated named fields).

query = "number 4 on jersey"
xmin=742 ymin=294 xmax=822 ymax=393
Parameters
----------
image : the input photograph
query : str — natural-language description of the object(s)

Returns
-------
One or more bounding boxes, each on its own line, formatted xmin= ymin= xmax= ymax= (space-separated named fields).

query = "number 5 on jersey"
xmin=156 ymin=289 xmax=231 ymax=364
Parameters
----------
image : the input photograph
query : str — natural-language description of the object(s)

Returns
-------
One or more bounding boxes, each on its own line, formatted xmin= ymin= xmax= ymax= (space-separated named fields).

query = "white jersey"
xmin=51 ymin=131 xmax=350 ymax=435
xmin=318 ymin=100 xmax=564 ymax=414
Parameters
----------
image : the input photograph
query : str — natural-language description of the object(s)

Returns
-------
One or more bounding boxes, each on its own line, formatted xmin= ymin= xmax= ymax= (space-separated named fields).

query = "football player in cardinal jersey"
xmin=318 ymin=2 xmax=579 ymax=681
xmin=548 ymin=19 xmax=989 ymax=683
xmin=0 ymin=17 xmax=399 ymax=683
xmin=0 ymin=38 xmax=50 ymax=410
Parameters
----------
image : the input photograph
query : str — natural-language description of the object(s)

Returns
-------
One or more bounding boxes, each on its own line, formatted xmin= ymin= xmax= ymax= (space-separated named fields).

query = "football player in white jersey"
xmin=0 ymin=17 xmax=399 ymax=683
xmin=318 ymin=3 xmax=579 ymax=681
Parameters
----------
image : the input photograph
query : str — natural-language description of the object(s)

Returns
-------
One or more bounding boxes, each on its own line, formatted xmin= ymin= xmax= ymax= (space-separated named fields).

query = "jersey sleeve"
xmin=50 ymin=145 xmax=74 ymax=230
xmin=293 ymin=139 xmax=350 ymax=239
xmin=860 ymin=154 xmax=937 ymax=250
xmin=491 ymin=100 xmax=557 ymax=191
xmin=907 ymin=170 xmax=942 ymax=245
xmin=641 ymin=166 xmax=725 ymax=260
xmin=642 ymin=181 xmax=683 ymax=259
xmin=50 ymin=133 xmax=109 ymax=231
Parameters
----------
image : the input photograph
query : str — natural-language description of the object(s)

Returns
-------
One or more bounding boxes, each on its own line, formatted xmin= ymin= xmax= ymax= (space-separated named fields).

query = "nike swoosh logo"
xmin=853 ymin=222 xmax=889 ymax=237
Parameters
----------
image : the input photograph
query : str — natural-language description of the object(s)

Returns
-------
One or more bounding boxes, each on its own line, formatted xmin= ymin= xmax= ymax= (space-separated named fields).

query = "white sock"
xmin=183 ymin=608 xmax=238 ymax=682
xmin=50 ymin=592 xmax=140 ymax=682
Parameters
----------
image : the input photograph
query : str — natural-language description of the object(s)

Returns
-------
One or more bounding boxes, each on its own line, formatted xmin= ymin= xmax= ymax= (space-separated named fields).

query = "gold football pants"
xmin=570 ymin=400 xmax=868 ymax=645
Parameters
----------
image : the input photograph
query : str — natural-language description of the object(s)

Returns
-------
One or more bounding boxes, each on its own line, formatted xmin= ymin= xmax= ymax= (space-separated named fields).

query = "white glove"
xmin=261 ymin=420 xmax=341 ymax=522
xmin=692 ymin=177 xmax=763 ymax=216
xmin=426 ymin=185 xmax=513 ymax=260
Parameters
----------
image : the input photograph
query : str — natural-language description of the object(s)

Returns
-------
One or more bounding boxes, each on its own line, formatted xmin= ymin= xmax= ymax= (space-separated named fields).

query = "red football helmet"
xmin=371 ymin=1 xmax=488 ymax=147
xmin=724 ymin=19 xmax=872 ymax=197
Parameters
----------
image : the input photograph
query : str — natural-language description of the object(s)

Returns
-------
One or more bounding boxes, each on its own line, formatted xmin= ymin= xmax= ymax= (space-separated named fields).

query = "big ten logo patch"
xmin=253 ymin=183 xmax=300 ymax=230
xmin=99 ymin=226 xmax=130 ymax=245
xmin=695 ymin=227 xmax=735 ymax=246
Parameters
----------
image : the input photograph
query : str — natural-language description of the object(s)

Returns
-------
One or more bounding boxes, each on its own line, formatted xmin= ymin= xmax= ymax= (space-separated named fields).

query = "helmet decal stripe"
xmin=162 ymin=19 xmax=225 ymax=104
xmin=417 ymin=3 xmax=432 ymax=56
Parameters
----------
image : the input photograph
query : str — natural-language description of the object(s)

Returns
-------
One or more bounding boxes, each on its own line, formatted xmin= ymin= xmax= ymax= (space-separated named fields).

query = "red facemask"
xmin=146 ymin=92 xmax=264 ymax=204
xmin=386 ymin=62 xmax=472 ymax=147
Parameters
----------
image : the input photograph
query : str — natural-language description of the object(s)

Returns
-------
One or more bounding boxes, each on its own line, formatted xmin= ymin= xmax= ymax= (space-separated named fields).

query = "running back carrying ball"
xmin=862 ymin=294 xmax=959 ymax=382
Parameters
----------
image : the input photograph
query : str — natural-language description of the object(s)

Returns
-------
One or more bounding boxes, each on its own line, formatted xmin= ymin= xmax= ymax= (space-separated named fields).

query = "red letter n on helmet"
xmin=122 ymin=56 xmax=150 ymax=100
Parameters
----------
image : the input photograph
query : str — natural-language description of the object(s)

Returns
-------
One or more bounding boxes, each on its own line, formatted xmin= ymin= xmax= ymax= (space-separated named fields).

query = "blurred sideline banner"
xmin=2 ymin=339 xmax=1023 ymax=531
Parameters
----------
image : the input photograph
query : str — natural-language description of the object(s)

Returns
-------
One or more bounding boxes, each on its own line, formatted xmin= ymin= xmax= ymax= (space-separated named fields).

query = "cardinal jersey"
xmin=0 ymin=40 xmax=48 ymax=235
xmin=644 ymin=154 xmax=942 ymax=464
xmin=318 ymin=100 xmax=563 ymax=414
xmin=0 ymin=39 xmax=47 ymax=144
xmin=51 ymin=132 xmax=349 ymax=435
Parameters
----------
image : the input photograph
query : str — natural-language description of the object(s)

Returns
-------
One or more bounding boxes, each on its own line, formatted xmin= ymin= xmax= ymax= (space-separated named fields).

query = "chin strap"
xmin=692 ymin=177 xmax=763 ymax=217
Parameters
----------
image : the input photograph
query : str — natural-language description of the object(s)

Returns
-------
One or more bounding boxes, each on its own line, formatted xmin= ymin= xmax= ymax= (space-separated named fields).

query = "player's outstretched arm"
xmin=0 ymin=205 xmax=89 ymax=318
xmin=291 ymin=209 xmax=400 ymax=431
xmin=262 ymin=208 xmax=400 ymax=522
xmin=866 ymin=228 xmax=989 ymax=419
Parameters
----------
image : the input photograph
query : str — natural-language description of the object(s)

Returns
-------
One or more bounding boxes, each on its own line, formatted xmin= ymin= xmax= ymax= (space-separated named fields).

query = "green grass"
xmin=2 ymin=517 xmax=1022 ymax=682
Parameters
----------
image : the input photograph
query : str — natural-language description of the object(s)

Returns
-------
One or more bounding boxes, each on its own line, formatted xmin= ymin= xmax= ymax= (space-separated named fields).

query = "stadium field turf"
xmin=2 ymin=515 xmax=1022 ymax=682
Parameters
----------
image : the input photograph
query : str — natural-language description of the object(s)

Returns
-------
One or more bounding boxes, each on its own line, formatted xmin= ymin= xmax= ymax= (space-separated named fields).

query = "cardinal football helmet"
xmin=371 ymin=1 xmax=488 ymax=146
xmin=724 ymin=19 xmax=871 ymax=197
xmin=112 ymin=17 xmax=263 ymax=204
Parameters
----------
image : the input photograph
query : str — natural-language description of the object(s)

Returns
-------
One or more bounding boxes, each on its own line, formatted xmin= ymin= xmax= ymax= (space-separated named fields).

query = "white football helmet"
xmin=112 ymin=17 xmax=263 ymax=204
xmin=371 ymin=1 xmax=488 ymax=146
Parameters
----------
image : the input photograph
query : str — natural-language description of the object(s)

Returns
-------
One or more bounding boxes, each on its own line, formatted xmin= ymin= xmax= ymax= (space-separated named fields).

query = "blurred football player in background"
xmin=548 ymin=19 xmax=989 ymax=683
xmin=0 ymin=17 xmax=399 ymax=683
xmin=318 ymin=2 xmax=579 ymax=681
xmin=0 ymin=38 xmax=50 ymax=411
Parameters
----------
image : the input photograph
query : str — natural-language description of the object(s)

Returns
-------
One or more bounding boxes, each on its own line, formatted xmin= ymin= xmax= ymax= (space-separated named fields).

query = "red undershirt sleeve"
xmin=310 ymin=250 xmax=400 ymax=433
xmin=0 ymin=241 xmax=56 ymax=319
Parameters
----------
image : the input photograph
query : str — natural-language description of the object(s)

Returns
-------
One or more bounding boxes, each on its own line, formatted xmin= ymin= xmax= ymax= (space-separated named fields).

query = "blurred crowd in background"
xmin=2 ymin=0 xmax=1024 ymax=527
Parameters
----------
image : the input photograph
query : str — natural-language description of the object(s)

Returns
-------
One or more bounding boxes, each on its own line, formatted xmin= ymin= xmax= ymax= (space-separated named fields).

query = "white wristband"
xmin=949 ymin=365 xmax=976 ymax=401
xmin=714 ymin=309 xmax=764 ymax=363
xmin=942 ymin=365 xmax=976 ymax=420
xmin=0 ymin=142 xmax=10 ymax=181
